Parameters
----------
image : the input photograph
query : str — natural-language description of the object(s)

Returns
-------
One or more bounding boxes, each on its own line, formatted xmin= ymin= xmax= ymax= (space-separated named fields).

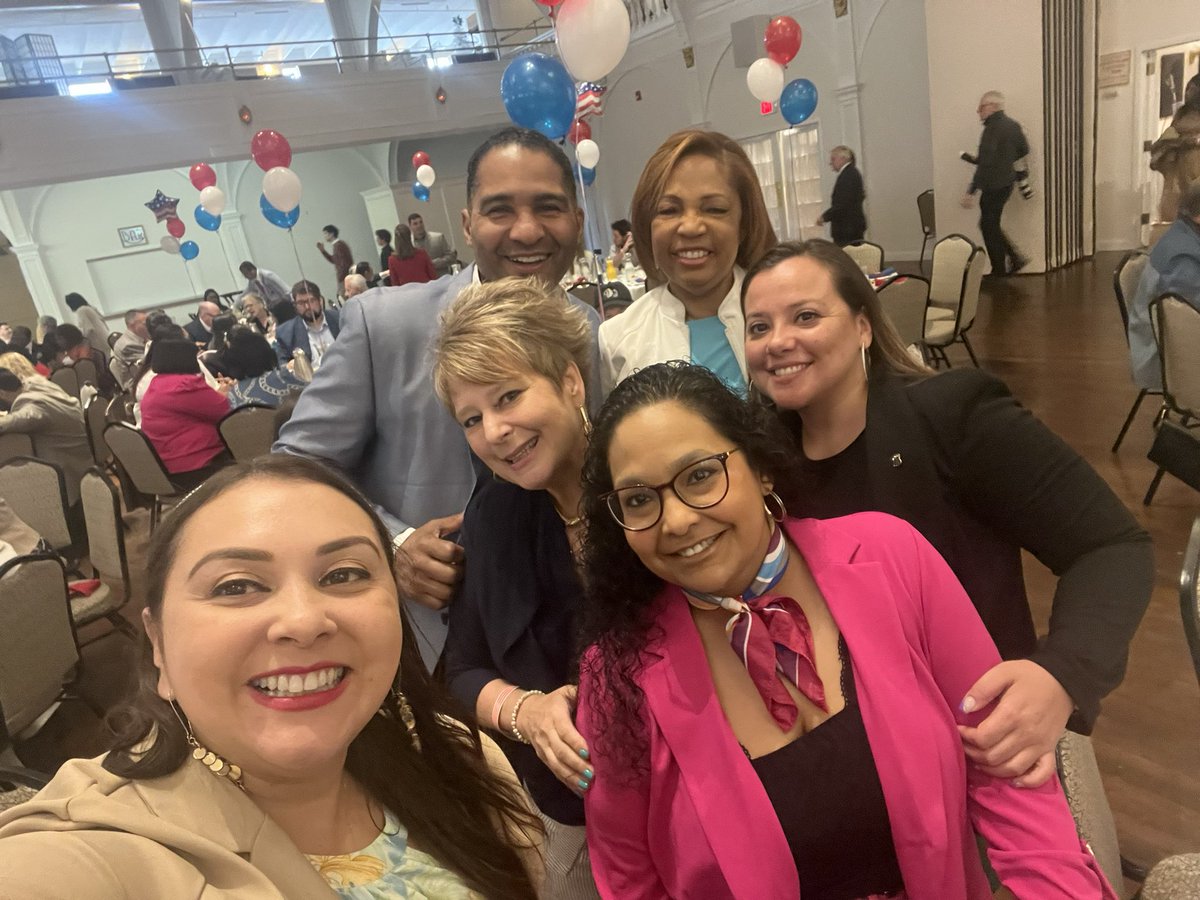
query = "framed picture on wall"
xmin=118 ymin=225 xmax=147 ymax=248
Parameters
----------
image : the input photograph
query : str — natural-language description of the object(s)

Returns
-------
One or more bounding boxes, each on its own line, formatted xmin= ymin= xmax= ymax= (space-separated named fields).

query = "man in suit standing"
xmin=409 ymin=212 xmax=456 ymax=278
xmin=239 ymin=260 xmax=291 ymax=307
xmin=274 ymin=127 xmax=598 ymax=669
xmin=273 ymin=280 xmax=341 ymax=369
xmin=817 ymin=146 xmax=867 ymax=246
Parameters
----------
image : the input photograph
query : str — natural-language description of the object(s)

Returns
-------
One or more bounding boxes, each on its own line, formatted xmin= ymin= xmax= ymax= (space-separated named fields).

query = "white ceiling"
xmin=0 ymin=0 xmax=486 ymax=64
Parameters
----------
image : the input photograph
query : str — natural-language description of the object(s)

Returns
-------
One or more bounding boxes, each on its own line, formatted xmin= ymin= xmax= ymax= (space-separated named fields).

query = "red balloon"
xmin=764 ymin=16 xmax=802 ymax=66
xmin=567 ymin=120 xmax=592 ymax=144
xmin=166 ymin=217 xmax=186 ymax=238
xmin=411 ymin=151 xmax=431 ymax=169
xmin=189 ymin=163 xmax=216 ymax=191
xmin=251 ymin=129 xmax=292 ymax=172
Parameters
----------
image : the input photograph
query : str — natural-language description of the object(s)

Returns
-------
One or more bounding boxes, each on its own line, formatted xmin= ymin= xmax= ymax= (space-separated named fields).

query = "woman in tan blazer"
xmin=0 ymin=455 xmax=543 ymax=899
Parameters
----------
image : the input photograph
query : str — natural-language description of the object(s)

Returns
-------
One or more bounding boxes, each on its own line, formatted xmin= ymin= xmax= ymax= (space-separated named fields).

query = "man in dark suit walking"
xmin=273 ymin=280 xmax=341 ymax=369
xmin=818 ymin=146 xmax=866 ymax=246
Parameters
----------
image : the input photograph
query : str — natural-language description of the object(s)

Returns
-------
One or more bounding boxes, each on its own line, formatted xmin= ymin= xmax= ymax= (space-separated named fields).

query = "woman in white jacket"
xmin=599 ymin=130 xmax=776 ymax=395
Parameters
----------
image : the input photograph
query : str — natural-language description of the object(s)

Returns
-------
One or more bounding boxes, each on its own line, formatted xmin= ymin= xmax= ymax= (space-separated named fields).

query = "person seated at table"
xmin=388 ymin=224 xmax=437 ymax=287
xmin=433 ymin=278 xmax=600 ymax=898
xmin=575 ymin=361 xmax=1117 ymax=899
xmin=53 ymin=323 xmax=118 ymax=396
xmin=741 ymin=239 xmax=1153 ymax=784
xmin=138 ymin=338 xmax=232 ymax=490
xmin=217 ymin=326 xmax=306 ymax=410
xmin=599 ymin=130 xmax=776 ymax=396
xmin=0 ymin=455 xmax=544 ymax=899
xmin=239 ymin=292 xmax=275 ymax=341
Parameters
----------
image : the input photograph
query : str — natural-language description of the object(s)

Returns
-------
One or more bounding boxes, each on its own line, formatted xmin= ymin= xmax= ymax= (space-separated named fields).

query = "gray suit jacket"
xmin=274 ymin=267 xmax=601 ymax=666
xmin=413 ymin=231 xmax=455 ymax=277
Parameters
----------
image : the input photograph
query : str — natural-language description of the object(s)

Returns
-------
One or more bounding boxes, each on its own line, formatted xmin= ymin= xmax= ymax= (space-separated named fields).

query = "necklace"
xmin=555 ymin=507 xmax=583 ymax=527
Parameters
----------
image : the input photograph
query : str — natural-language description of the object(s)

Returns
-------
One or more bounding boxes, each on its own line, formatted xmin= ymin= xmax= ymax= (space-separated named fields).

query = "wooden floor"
xmin=17 ymin=251 xmax=1200 ymax=894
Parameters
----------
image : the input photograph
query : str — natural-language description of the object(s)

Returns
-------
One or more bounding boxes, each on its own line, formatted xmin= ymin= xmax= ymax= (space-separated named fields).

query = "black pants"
xmin=978 ymin=185 xmax=1020 ymax=274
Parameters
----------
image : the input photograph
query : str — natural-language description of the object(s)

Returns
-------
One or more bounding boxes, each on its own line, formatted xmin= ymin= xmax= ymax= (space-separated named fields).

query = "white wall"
xmin=924 ymin=0 xmax=1046 ymax=273
xmin=1096 ymin=0 xmax=1200 ymax=250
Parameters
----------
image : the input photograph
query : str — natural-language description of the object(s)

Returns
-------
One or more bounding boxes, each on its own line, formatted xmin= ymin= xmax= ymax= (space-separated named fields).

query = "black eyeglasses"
xmin=601 ymin=449 xmax=740 ymax=532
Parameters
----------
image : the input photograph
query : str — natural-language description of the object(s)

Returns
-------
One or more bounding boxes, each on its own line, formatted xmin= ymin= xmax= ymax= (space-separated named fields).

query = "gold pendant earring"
xmin=168 ymin=699 xmax=245 ymax=790
xmin=578 ymin=404 xmax=593 ymax=437
xmin=392 ymin=689 xmax=421 ymax=752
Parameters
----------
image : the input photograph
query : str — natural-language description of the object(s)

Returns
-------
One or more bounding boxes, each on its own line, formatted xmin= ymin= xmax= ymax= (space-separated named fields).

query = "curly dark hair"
xmin=577 ymin=362 xmax=801 ymax=775
xmin=104 ymin=456 xmax=541 ymax=899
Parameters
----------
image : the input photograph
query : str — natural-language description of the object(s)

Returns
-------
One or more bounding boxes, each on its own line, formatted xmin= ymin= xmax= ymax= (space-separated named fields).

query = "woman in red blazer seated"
xmin=388 ymin=223 xmax=437 ymax=287
xmin=139 ymin=339 xmax=231 ymax=490
xmin=575 ymin=362 xmax=1115 ymax=900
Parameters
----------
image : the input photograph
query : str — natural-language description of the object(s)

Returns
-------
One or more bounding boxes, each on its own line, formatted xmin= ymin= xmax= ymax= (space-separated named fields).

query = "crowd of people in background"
xmin=0 ymin=117 xmax=1153 ymax=899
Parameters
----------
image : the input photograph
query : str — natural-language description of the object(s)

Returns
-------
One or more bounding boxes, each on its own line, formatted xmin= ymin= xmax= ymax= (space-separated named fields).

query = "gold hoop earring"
xmin=762 ymin=490 xmax=787 ymax=523
xmin=579 ymin=404 xmax=592 ymax=437
xmin=169 ymin=699 xmax=244 ymax=790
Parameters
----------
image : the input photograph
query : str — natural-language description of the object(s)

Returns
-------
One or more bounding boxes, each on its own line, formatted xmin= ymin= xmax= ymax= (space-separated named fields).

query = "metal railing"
xmin=0 ymin=20 xmax=555 ymax=91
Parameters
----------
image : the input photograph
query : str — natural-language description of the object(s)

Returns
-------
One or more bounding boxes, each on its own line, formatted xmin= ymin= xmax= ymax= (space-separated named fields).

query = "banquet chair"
xmin=928 ymin=234 xmax=975 ymax=313
xmin=1181 ymin=515 xmax=1200 ymax=695
xmin=76 ymin=468 xmax=136 ymax=644
xmin=842 ymin=241 xmax=885 ymax=274
xmin=1111 ymin=251 xmax=1159 ymax=452
xmin=219 ymin=404 xmax=277 ymax=462
xmin=107 ymin=332 xmax=121 ymax=351
xmin=82 ymin=394 xmax=112 ymax=470
xmin=0 ymin=553 xmax=81 ymax=742
xmin=72 ymin=356 xmax=100 ymax=396
xmin=1144 ymin=295 xmax=1200 ymax=505
xmin=924 ymin=248 xmax=986 ymax=368
xmin=0 ymin=432 xmax=33 ymax=466
xmin=1141 ymin=854 xmax=1200 ymax=898
xmin=103 ymin=423 xmax=181 ymax=532
xmin=567 ymin=282 xmax=600 ymax=312
xmin=1053 ymin=731 xmax=1124 ymax=892
xmin=917 ymin=189 xmax=936 ymax=272
xmin=0 ymin=457 xmax=73 ymax=553
xmin=876 ymin=275 xmax=930 ymax=357
xmin=0 ymin=699 xmax=50 ymax=806
xmin=49 ymin=366 xmax=79 ymax=399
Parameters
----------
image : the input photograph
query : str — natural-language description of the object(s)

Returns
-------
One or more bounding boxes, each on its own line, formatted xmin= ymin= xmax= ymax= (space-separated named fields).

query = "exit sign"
xmin=760 ymin=101 xmax=774 ymax=115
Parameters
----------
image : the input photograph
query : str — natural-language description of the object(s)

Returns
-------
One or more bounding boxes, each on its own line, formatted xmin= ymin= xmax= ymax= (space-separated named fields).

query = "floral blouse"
xmin=305 ymin=812 xmax=481 ymax=899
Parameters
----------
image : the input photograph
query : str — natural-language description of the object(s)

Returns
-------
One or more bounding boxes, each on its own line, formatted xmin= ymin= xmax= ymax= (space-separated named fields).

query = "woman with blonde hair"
xmin=433 ymin=277 xmax=601 ymax=898
xmin=599 ymin=129 xmax=776 ymax=396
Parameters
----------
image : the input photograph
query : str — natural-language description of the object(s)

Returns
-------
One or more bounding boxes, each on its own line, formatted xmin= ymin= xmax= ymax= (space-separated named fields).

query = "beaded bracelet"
xmin=490 ymin=684 xmax=520 ymax=733
xmin=509 ymin=689 xmax=545 ymax=744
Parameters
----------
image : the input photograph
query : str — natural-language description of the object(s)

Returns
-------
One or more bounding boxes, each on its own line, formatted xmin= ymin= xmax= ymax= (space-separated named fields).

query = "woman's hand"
xmin=957 ymin=659 xmax=1074 ymax=787
xmin=516 ymin=686 xmax=593 ymax=796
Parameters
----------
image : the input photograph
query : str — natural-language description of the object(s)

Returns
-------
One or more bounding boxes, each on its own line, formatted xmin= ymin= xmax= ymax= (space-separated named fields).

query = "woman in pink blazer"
xmin=576 ymin=362 xmax=1115 ymax=900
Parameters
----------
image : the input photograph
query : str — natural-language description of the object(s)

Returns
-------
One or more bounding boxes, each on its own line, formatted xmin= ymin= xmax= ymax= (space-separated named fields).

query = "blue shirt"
xmin=688 ymin=316 xmax=746 ymax=394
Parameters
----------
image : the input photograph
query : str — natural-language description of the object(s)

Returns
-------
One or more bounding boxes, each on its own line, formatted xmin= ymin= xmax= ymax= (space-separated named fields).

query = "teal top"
xmin=306 ymin=811 xmax=480 ymax=899
xmin=688 ymin=316 xmax=745 ymax=394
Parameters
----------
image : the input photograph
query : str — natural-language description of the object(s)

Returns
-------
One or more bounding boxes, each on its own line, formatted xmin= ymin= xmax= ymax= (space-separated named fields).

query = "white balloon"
xmin=416 ymin=164 xmax=436 ymax=188
xmin=575 ymin=139 xmax=600 ymax=170
xmin=262 ymin=167 xmax=302 ymax=212
xmin=199 ymin=185 xmax=226 ymax=216
xmin=160 ymin=236 xmax=181 ymax=254
xmin=746 ymin=58 xmax=785 ymax=103
xmin=555 ymin=0 xmax=631 ymax=82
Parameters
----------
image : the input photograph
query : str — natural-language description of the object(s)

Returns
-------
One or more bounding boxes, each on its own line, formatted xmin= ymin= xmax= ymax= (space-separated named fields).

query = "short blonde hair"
xmin=432 ymin=277 xmax=591 ymax=409
xmin=0 ymin=352 xmax=38 ymax=381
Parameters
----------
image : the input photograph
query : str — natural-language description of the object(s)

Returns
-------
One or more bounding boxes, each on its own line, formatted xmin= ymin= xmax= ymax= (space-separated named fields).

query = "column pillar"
xmin=325 ymin=0 xmax=379 ymax=73
xmin=0 ymin=192 xmax=59 ymax=319
xmin=216 ymin=209 xmax=253 ymax=286
xmin=138 ymin=0 xmax=202 ymax=82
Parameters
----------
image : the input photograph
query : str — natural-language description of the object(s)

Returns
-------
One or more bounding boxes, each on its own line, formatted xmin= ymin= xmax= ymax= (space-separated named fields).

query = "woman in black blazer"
xmin=741 ymin=240 xmax=1152 ymax=787
xmin=433 ymin=278 xmax=601 ymax=899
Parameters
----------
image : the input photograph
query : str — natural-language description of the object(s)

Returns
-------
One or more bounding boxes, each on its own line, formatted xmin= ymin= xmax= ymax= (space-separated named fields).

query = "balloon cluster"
xmin=411 ymin=151 xmax=435 ymax=202
xmin=145 ymin=188 xmax=196 ymax=259
xmin=745 ymin=16 xmax=819 ymax=126
xmin=500 ymin=0 xmax=630 ymax=145
xmin=253 ymin=130 xmax=302 ymax=230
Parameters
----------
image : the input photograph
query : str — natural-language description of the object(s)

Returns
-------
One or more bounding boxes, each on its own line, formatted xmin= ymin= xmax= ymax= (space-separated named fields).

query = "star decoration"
xmin=145 ymin=190 xmax=180 ymax=223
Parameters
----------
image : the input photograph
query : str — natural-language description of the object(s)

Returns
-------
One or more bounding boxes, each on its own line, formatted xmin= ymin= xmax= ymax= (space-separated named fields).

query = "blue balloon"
xmin=179 ymin=240 xmax=199 ymax=261
xmin=500 ymin=52 xmax=576 ymax=140
xmin=259 ymin=193 xmax=300 ymax=229
xmin=194 ymin=204 xmax=222 ymax=232
xmin=573 ymin=163 xmax=597 ymax=187
xmin=780 ymin=78 xmax=819 ymax=125
xmin=412 ymin=182 xmax=431 ymax=202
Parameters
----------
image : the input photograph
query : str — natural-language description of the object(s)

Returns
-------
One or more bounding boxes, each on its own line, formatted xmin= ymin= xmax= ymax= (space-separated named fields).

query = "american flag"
xmin=576 ymin=81 xmax=607 ymax=119
xmin=144 ymin=190 xmax=180 ymax=223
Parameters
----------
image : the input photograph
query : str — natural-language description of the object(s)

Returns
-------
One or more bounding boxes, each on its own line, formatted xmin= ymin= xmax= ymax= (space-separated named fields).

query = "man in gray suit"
xmin=274 ymin=127 xmax=595 ymax=668
xmin=409 ymin=212 xmax=457 ymax=278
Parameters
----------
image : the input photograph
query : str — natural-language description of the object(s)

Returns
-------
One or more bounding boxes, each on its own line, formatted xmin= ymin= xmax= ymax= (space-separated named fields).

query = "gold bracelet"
xmin=509 ymin=689 xmax=544 ymax=744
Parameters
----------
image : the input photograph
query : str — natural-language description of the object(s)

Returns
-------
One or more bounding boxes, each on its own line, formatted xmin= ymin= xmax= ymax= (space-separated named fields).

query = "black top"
xmin=969 ymin=110 xmax=1030 ymax=193
xmin=445 ymin=477 xmax=585 ymax=825
xmin=823 ymin=162 xmax=867 ymax=246
xmin=751 ymin=639 xmax=904 ymax=899
xmin=378 ymin=244 xmax=393 ymax=275
xmin=780 ymin=369 xmax=1153 ymax=733
xmin=795 ymin=430 xmax=870 ymax=516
